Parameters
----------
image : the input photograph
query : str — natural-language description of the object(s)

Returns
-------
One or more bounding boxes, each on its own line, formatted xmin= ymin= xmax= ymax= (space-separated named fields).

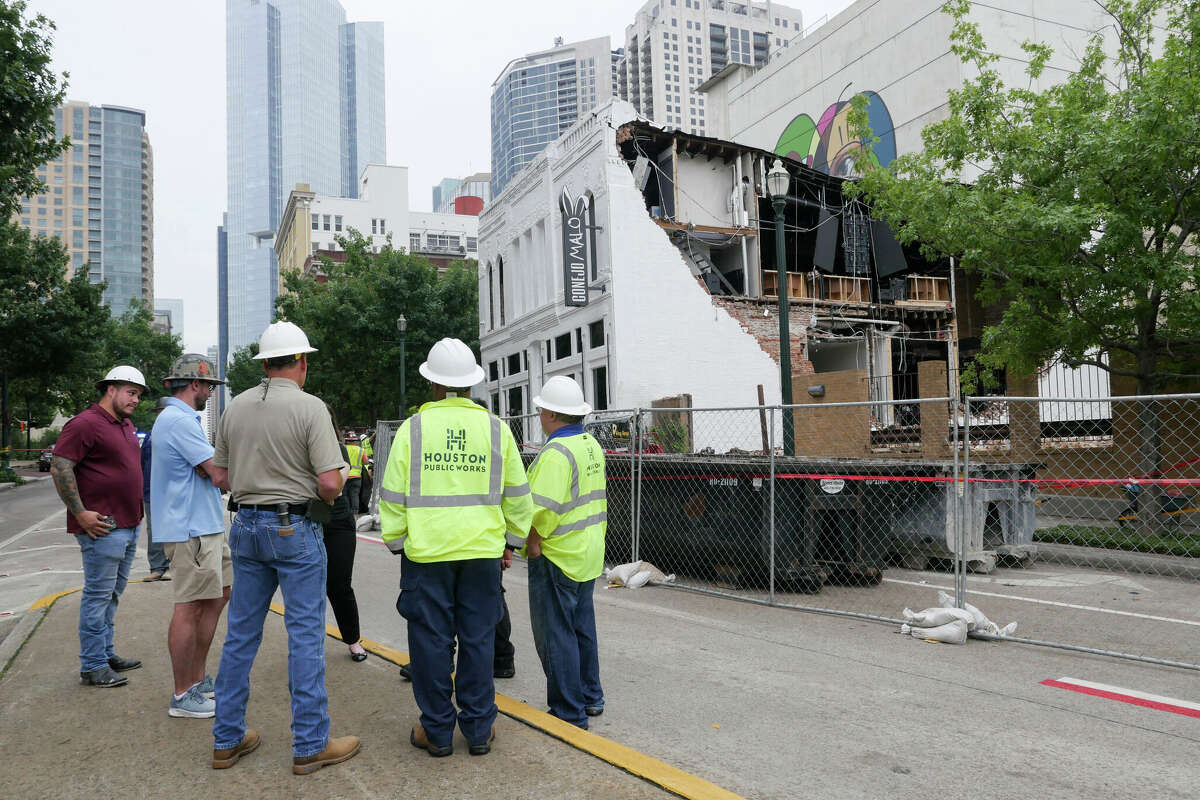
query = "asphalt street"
xmin=2 ymin=482 xmax=1197 ymax=799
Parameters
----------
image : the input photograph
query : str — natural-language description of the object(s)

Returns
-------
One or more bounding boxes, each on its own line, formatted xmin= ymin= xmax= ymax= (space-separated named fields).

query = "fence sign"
xmin=559 ymin=189 xmax=590 ymax=307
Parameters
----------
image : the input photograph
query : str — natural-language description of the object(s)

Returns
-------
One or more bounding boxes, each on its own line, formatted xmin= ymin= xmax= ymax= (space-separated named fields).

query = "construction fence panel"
xmin=961 ymin=395 xmax=1200 ymax=669
xmin=367 ymin=419 xmax=404 ymax=516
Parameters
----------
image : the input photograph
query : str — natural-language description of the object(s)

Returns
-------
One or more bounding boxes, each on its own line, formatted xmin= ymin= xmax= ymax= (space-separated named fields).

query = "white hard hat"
xmin=534 ymin=375 xmax=591 ymax=416
xmin=95 ymin=365 xmax=148 ymax=393
xmin=254 ymin=321 xmax=318 ymax=360
xmin=418 ymin=338 xmax=485 ymax=388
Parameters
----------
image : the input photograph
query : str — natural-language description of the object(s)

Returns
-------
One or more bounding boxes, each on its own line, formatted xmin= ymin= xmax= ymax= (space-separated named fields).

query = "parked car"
xmin=37 ymin=450 xmax=52 ymax=472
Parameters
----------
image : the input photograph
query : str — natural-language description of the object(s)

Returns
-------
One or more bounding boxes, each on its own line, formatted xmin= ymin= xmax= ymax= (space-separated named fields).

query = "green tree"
xmin=97 ymin=303 xmax=183 ymax=430
xmin=0 ymin=0 xmax=69 ymax=218
xmin=274 ymin=232 xmax=479 ymax=426
xmin=848 ymin=0 xmax=1200 ymax=528
xmin=226 ymin=342 xmax=263 ymax=397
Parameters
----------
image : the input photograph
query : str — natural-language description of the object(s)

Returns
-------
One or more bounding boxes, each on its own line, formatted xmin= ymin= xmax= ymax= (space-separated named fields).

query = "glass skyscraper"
xmin=13 ymin=102 xmax=153 ymax=315
xmin=490 ymin=37 xmax=620 ymax=198
xmin=224 ymin=0 xmax=384 ymax=355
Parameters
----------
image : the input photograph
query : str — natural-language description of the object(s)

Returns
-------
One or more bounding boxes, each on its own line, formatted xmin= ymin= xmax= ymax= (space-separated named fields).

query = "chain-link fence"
xmin=496 ymin=395 xmax=1197 ymax=671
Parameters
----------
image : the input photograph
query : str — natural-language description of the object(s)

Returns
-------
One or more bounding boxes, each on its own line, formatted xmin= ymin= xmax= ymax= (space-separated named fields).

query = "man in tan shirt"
xmin=207 ymin=321 xmax=359 ymax=775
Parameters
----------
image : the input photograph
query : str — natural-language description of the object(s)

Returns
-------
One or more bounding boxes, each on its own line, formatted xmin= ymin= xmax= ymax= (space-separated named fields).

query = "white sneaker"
xmin=169 ymin=686 xmax=216 ymax=718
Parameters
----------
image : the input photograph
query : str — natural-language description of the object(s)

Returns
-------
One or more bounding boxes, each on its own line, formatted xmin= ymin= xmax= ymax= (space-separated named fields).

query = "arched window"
xmin=486 ymin=261 xmax=495 ymax=330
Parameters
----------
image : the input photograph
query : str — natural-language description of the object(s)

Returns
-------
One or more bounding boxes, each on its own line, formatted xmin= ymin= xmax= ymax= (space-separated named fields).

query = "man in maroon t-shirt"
xmin=51 ymin=365 xmax=148 ymax=688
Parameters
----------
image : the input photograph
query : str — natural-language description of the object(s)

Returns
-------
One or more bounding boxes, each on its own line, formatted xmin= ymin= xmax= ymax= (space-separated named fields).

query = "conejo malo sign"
xmin=559 ymin=188 xmax=590 ymax=307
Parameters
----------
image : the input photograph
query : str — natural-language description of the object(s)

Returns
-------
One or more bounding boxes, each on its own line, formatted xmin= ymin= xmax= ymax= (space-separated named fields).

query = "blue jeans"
xmin=213 ymin=511 xmax=330 ymax=758
xmin=396 ymin=555 xmax=501 ymax=748
xmin=143 ymin=501 xmax=170 ymax=574
xmin=527 ymin=556 xmax=604 ymax=729
xmin=74 ymin=526 xmax=139 ymax=672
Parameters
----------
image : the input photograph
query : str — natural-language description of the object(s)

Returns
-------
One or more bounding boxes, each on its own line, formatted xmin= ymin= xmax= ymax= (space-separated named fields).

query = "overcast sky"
xmin=27 ymin=0 xmax=855 ymax=354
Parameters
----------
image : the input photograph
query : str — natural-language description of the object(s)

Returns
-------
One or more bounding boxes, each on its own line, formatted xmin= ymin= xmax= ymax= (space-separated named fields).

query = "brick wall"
xmin=714 ymin=298 xmax=815 ymax=377
xmin=791 ymin=369 xmax=871 ymax=457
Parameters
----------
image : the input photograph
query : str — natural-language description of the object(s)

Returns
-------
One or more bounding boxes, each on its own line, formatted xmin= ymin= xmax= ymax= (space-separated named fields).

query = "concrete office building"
xmin=12 ymin=101 xmax=153 ymax=313
xmin=223 ymin=0 xmax=385 ymax=358
xmin=490 ymin=37 xmax=623 ymax=197
xmin=618 ymin=0 xmax=804 ymax=136
xmin=275 ymin=164 xmax=478 ymax=278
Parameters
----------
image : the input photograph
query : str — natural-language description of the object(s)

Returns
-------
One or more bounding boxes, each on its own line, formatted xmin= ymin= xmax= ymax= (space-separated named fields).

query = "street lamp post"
xmin=767 ymin=159 xmax=795 ymax=456
xmin=396 ymin=314 xmax=407 ymax=419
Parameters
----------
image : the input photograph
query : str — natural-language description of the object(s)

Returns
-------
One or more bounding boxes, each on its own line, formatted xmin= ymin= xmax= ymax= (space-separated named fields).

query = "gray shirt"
xmin=214 ymin=377 xmax=345 ymax=505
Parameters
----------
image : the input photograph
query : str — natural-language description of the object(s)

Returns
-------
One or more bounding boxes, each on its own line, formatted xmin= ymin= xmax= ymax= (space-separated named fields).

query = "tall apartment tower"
xmin=12 ymin=101 xmax=153 ymax=313
xmin=224 ymin=0 xmax=385 ymax=355
xmin=619 ymin=0 xmax=804 ymax=135
xmin=490 ymin=37 xmax=622 ymax=197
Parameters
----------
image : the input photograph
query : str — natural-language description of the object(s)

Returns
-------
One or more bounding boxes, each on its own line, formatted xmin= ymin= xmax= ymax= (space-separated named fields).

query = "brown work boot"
xmin=468 ymin=725 xmax=496 ymax=756
xmin=292 ymin=735 xmax=361 ymax=775
xmin=410 ymin=723 xmax=453 ymax=757
xmin=212 ymin=729 xmax=261 ymax=769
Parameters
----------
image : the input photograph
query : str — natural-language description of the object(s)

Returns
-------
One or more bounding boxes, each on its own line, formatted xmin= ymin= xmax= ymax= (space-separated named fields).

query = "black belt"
xmin=237 ymin=503 xmax=308 ymax=515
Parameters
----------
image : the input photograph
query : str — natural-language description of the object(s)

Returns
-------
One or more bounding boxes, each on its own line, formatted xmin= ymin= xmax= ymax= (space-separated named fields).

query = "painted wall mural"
xmin=774 ymin=91 xmax=896 ymax=177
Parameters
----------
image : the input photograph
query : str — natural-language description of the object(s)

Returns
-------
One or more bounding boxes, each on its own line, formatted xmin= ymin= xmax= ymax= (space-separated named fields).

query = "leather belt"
xmin=237 ymin=503 xmax=308 ymax=515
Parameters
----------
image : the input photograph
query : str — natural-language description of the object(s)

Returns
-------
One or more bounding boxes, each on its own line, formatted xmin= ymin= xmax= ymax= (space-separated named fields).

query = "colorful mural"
xmin=774 ymin=91 xmax=896 ymax=178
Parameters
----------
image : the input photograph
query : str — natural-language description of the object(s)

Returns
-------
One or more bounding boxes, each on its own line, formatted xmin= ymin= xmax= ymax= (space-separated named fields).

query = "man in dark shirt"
xmin=141 ymin=397 xmax=172 ymax=581
xmin=51 ymin=365 xmax=148 ymax=688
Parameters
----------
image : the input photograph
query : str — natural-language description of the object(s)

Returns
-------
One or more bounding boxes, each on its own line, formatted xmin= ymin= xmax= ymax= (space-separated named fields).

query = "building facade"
xmin=12 ymin=101 xmax=153 ymax=313
xmin=478 ymin=99 xmax=955 ymax=451
xmin=274 ymin=164 xmax=478 ymax=277
xmin=224 ymin=0 xmax=385 ymax=355
xmin=618 ymin=0 xmax=803 ymax=137
xmin=432 ymin=177 xmax=460 ymax=212
xmin=490 ymin=37 xmax=622 ymax=198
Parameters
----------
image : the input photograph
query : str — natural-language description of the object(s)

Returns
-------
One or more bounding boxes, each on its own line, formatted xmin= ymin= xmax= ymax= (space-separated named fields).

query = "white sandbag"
xmin=355 ymin=514 xmax=379 ymax=532
xmin=605 ymin=561 xmax=675 ymax=587
xmin=937 ymin=590 xmax=1016 ymax=637
xmin=900 ymin=618 xmax=968 ymax=644
xmin=625 ymin=570 xmax=653 ymax=589
xmin=902 ymin=606 xmax=974 ymax=627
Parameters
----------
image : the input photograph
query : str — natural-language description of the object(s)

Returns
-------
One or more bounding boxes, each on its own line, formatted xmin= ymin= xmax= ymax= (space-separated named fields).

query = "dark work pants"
xmin=397 ymin=555 xmax=501 ymax=748
xmin=322 ymin=515 xmax=361 ymax=645
xmin=494 ymin=582 xmax=514 ymax=669
xmin=343 ymin=478 xmax=361 ymax=514
xmin=359 ymin=472 xmax=373 ymax=514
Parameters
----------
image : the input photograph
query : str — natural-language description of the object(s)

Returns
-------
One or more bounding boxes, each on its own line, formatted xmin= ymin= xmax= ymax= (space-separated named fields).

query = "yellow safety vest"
xmin=528 ymin=432 xmax=607 ymax=582
xmin=346 ymin=444 xmax=362 ymax=478
xmin=379 ymin=397 xmax=533 ymax=562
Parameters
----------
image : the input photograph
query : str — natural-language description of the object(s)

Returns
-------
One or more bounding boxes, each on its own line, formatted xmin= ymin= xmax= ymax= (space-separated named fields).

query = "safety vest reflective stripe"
xmin=386 ymin=534 xmax=407 ymax=553
xmin=532 ymin=441 xmax=580 ymax=498
xmin=382 ymin=483 xmax=529 ymax=507
xmin=531 ymin=488 xmax=606 ymax=516
xmin=545 ymin=510 xmax=607 ymax=538
xmin=505 ymin=532 xmax=525 ymax=548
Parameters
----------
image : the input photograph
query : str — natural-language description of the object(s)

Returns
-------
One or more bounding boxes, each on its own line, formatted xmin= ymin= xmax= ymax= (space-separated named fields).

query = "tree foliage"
xmin=0 ymin=0 xmax=68 ymax=219
xmin=226 ymin=342 xmax=262 ymax=397
xmin=274 ymin=233 xmax=479 ymax=426
xmin=849 ymin=0 xmax=1200 ymax=395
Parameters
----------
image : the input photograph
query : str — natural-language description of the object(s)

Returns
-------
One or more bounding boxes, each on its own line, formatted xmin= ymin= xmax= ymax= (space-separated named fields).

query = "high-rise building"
xmin=619 ymin=0 xmax=803 ymax=136
xmin=11 ymin=101 xmax=153 ymax=313
xmin=431 ymin=177 xmax=460 ymax=212
xmin=224 ymin=0 xmax=385 ymax=354
xmin=490 ymin=37 xmax=622 ymax=197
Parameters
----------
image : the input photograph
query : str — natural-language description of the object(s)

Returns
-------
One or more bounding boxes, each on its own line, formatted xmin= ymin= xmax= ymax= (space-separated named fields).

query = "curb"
xmin=0 ymin=475 xmax=52 ymax=493
xmin=1034 ymin=542 xmax=1200 ymax=580
xmin=0 ymin=608 xmax=47 ymax=679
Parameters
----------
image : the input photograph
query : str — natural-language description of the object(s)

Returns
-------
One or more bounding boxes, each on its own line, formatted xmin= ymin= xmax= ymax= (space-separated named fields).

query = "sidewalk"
xmin=0 ymin=582 xmax=696 ymax=800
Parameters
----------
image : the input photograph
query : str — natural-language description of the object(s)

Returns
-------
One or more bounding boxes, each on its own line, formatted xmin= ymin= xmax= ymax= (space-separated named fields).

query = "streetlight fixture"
xmin=766 ymin=159 xmax=795 ymax=456
xmin=396 ymin=314 xmax=407 ymax=419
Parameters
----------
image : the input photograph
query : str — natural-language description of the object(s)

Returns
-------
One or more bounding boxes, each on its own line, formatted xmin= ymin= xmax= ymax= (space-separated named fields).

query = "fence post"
xmin=768 ymin=405 xmax=777 ymax=606
xmin=957 ymin=397 xmax=973 ymax=609
xmin=632 ymin=408 xmax=643 ymax=563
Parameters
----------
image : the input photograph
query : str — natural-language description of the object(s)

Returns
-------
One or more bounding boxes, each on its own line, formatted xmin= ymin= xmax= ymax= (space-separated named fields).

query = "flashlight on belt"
xmin=276 ymin=503 xmax=291 ymax=526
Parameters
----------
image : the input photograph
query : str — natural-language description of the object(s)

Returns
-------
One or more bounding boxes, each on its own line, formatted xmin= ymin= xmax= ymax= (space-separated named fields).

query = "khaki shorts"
xmin=164 ymin=533 xmax=233 ymax=603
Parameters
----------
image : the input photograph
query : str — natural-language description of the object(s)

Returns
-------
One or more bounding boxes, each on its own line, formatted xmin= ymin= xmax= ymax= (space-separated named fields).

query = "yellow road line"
xmin=268 ymin=602 xmax=745 ymax=800
xmin=29 ymin=587 xmax=79 ymax=610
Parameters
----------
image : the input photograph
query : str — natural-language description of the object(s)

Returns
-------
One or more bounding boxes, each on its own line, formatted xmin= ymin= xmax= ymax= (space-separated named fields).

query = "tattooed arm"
xmin=50 ymin=455 xmax=112 ymax=539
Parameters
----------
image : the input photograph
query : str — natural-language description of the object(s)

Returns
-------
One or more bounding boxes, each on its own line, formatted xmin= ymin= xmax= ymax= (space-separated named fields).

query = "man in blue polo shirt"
xmin=151 ymin=354 xmax=231 ymax=719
